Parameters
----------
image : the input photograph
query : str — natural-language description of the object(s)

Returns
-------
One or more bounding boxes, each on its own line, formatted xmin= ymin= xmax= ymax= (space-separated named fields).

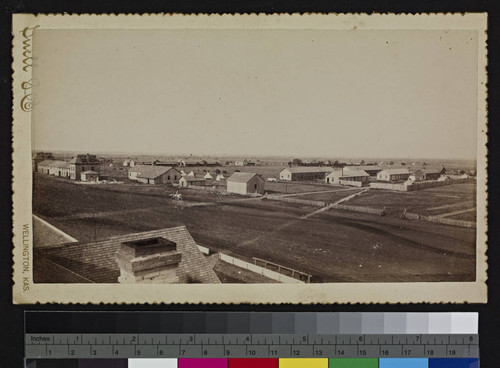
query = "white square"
xmin=128 ymin=358 xmax=177 ymax=368
xmin=428 ymin=313 xmax=452 ymax=333
xmin=451 ymin=313 xmax=478 ymax=334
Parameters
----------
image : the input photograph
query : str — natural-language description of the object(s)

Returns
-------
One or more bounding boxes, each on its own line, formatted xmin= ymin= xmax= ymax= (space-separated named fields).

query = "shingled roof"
xmin=282 ymin=166 xmax=333 ymax=174
xmin=34 ymin=226 xmax=220 ymax=284
xmin=227 ymin=172 xmax=264 ymax=183
xmin=130 ymin=165 xmax=179 ymax=179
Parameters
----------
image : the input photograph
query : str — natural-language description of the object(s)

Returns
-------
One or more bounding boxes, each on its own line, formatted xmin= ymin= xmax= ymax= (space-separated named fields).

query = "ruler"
xmin=25 ymin=333 xmax=479 ymax=359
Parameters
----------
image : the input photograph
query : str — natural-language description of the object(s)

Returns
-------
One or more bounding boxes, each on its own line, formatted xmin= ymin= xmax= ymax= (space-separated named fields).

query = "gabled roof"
xmin=227 ymin=172 xmax=264 ymax=183
xmin=341 ymin=169 xmax=369 ymax=177
xmin=281 ymin=166 xmax=333 ymax=174
xmin=34 ymin=226 xmax=221 ymax=284
xmin=38 ymin=160 xmax=70 ymax=168
xmin=182 ymin=177 xmax=206 ymax=182
xmin=130 ymin=165 xmax=179 ymax=179
xmin=378 ymin=168 xmax=410 ymax=175
xmin=69 ymin=154 xmax=100 ymax=164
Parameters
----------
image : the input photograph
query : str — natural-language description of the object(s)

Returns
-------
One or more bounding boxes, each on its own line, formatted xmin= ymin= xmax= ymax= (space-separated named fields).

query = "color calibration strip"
xmin=25 ymin=358 xmax=480 ymax=368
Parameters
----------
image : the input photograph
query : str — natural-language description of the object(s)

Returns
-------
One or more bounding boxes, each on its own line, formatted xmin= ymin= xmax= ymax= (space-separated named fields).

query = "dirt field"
xmin=346 ymin=183 xmax=476 ymax=218
xmin=292 ymin=188 xmax=364 ymax=203
xmin=33 ymin=174 xmax=476 ymax=282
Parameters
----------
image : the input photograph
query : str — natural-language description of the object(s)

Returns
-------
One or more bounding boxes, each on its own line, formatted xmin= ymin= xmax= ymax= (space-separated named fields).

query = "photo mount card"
xmin=11 ymin=13 xmax=487 ymax=304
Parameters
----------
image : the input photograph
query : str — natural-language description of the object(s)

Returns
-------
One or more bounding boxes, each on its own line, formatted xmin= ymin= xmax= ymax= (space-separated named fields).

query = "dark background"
xmin=1 ymin=1 xmax=498 ymax=367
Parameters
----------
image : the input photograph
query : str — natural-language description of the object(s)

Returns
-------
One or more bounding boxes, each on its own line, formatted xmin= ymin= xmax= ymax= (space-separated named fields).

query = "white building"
xmin=227 ymin=172 xmax=265 ymax=195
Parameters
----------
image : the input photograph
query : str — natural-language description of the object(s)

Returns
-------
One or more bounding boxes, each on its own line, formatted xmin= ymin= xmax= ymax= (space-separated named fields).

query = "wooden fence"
xmin=218 ymin=253 xmax=304 ymax=283
xmin=330 ymin=204 xmax=385 ymax=216
xmin=405 ymin=212 xmax=476 ymax=228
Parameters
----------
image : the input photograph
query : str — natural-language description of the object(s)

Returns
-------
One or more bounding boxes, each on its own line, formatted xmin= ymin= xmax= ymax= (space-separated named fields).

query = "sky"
xmin=32 ymin=29 xmax=479 ymax=160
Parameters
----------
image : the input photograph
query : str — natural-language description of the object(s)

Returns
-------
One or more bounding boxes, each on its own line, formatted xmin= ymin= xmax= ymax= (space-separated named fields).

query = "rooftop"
xmin=38 ymin=160 xmax=71 ymax=168
xmin=130 ymin=165 xmax=178 ymax=179
xmin=34 ymin=226 xmax=221 ymax=284
xmin=281 ymin=166 xmax=333 ymax=174
xmin=340 ymin=169 xmax=370 ymax=177
xmin=379 ymin=168 xmax=410 ymax=175
xmin=227 ymin=172 xmax=263 ymax=183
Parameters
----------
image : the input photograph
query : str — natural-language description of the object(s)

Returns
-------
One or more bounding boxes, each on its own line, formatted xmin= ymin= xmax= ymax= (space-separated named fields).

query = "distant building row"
xmin=33 ymin=153 xmax=101 ymax=182
xmin=123 ymin=158 xmax=258 ymax=167
xmin=279 ymin=166 xmax=446 ymax=185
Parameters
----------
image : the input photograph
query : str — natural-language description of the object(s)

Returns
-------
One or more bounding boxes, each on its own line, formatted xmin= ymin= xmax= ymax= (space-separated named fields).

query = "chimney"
xmin=116 ymin=237 xmax=182 ymax=284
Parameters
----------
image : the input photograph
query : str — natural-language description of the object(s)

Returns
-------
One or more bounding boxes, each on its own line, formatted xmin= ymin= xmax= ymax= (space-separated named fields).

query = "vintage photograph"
xmin=12 ymin=14 xmax=488 ymax=303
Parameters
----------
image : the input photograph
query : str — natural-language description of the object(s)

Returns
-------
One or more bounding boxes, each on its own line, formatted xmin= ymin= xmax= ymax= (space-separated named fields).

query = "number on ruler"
xmin=70 ymin=350 xmax=75 ymax=356
xmin=404 ymin=349 xmax=412 ymax=356
xmin=449 ymin=349 xmax=456 ymax=356
xmin=159 ymin=350 xmax=164 ymax=356
xmin=203 ymin=350 xmax=208 ymax=356
xmin=427 ymin=349 xmax=434 ymax=356
xmin=248 ymin=350 xmax=256 ymax=356
xmin=293 ymin=350 xmax=300 ymax=356
xmin=381 ymin=350 xmax=389 ymax=356
xmin=225 ymin=350 xmax=231 ymax=356
xmin=315 ymin=350 xmax=323 ymax=356
xmin=136 ymin=349 xmax=141 ymax=356
xmin=270 ymin=350 xmax=278 ymax=356
xmin=337 ymin=350 xmax=344 ymax=356
xmin=359 ymin=349 xmax=366 ymax=356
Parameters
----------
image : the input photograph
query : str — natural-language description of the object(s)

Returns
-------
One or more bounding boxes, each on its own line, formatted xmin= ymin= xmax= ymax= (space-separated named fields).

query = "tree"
xmin=292 ymin=158 xmax=303 ymax=166
xmin=359 ymin=160 xmax=365 ymax=165
xmin=215 ymin=169 xmax=221 ymax=174
xmin=288 ymin=161 xmax=292 ymax=167
xmin=389 ymin=161 xmax=394 ymax=165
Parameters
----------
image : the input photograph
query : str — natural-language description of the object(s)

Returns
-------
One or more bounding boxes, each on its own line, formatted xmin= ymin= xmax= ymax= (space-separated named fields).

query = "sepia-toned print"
xmin=12 ymin=13 xmax=487 ymax=304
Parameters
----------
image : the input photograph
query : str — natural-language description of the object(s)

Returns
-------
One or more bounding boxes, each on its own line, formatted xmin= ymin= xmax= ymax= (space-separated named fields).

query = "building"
xmin=68 ymin=154 xmax=101 ymax=180
xmin=80 ymin=170 xmax=99 ymax=182
xmin=179 ymin=176 xmax=206 ymax=188
xmin=376 ymin=168 xmax=410 ymax=182
xmin=128 ymin=165 xmax=181 ymax=184
xmin=122 ymin=159 xmax=130 ymax=167
xmin=422 ymin=169 xmax=444 ymax=180
xmin=227 ymin=172 xmax=265 ymax=195
xmin=409 ymin=170 xmax=425 ymax=182
xmin=37 ymin=154 xmax=100 ymax=181
xmin=216 ymin=174 xmax=225 ymax=181
xmin=325 ymin=168 xmax=369 ymax=185
xmin=187 ymin=171 xmax=195 ymax=177
xmin=279 ymin=167 xmax=333 ymax=181
xmin=32 ymin=152 xmax=55 ymax=171
xmin=37 ymin=160 xmax=71 ymax=178
xmin=34 ymin=226 xmax=221 ymax=284
xmin=204 ymin=172 xmax=213 ymax=179
xmin=343 ymin=165 xmax=383 ymax=177
xmin=234 ymin=161 xmax=244 ymax=166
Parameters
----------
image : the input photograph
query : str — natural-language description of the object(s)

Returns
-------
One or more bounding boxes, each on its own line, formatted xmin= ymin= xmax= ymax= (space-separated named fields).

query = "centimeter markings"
xmin=25 ymin=334 xmax=479 ymax=359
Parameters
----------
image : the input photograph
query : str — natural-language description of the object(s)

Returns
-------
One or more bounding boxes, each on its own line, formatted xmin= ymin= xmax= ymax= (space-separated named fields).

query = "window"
xmin=82 ymin=167 xmax=85 ymax=171
xmin=91 ymin=167 xmax=94 ymax=171
xmin=168 ymin=175 xmax=170 ymax=180
xmin=174 ymin=175 xmax=177 ymax=180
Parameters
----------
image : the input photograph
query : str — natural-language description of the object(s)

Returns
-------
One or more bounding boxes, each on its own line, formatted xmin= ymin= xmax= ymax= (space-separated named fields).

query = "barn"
xmin=227 ymin=172 xmax=265 ymax=195
xmin=129 ymin=165 xmax=181 ymax=184
xmin=179 ymin=177 xmax=206 ymax=188
xmin=279 ymin=167 xmax=333 ymax=181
